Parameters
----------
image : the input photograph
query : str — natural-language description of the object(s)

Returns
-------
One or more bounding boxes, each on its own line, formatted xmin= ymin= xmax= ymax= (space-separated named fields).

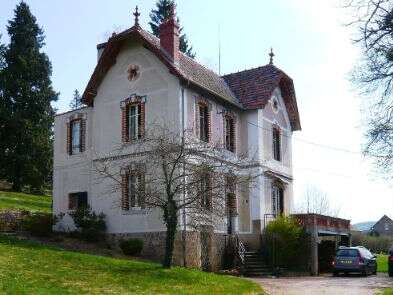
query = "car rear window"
xmin=336 ymin=249 xmax=359 ymax=257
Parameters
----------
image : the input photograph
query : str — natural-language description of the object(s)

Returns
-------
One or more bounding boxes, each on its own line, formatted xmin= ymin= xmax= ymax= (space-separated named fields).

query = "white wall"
xmin=53 ymin=39 xmax=296 ymax=234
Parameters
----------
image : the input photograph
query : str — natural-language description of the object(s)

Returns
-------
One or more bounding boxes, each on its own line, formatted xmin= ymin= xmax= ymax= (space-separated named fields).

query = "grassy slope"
xmin=0 ymin=235 xmax=262 ymax=295
xmin=0 ymin=191 xmax=51 ymax=212
xmin=378 ymin=254 xmax=388 ymax=273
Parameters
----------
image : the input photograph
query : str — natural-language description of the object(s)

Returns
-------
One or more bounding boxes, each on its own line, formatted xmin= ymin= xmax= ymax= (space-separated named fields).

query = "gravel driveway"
xmin=251 ymin=273 xmax=393 ymax=295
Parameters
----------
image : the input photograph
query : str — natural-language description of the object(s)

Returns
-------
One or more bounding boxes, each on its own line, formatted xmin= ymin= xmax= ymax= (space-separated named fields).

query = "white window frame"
xmin=128 ymin=104 xmax=140 ymax=141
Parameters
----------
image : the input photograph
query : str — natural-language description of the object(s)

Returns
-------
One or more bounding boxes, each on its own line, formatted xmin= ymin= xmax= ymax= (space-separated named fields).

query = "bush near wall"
xmin=69 ymin=206 xmax=106 ymax=242
xmin=0 ymin=210 xmax=29 ymax=232
xmin=263 ymin=216 xmax=310 ymax=271
xmin=21 ymin=212 xmax=55 ymax=237
xmin=119 ymin=238 xmax=144 ymax=256
xmin=352 ymin=232 xmax=393 ymax=254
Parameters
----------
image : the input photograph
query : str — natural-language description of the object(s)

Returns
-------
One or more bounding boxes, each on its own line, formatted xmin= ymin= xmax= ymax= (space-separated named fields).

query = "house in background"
xmin=53 ymin=7 xmax=301 ymax=270
xmin=370 ymin=215 xmax=393 ymax=236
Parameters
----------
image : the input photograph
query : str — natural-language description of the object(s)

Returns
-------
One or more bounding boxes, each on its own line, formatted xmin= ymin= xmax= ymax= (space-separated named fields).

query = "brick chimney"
xmin=159 ymin=6 xmax=179 ymax=64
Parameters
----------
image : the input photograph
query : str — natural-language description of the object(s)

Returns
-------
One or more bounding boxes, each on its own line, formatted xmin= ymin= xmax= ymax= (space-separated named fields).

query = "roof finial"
xmin=133 ymin=6 xmax=140 ymax=27
xmin=269 ymin=47 xmax=274 ymax=65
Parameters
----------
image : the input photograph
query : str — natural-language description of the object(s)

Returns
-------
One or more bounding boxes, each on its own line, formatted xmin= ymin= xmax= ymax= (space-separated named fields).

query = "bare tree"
xmin=295 ymin=185 xmax=340 ymax=217
xmin=93 ymin=124 xmax=255 ymax=268
xmin=345 ymin=0 xmax=393 ymax=176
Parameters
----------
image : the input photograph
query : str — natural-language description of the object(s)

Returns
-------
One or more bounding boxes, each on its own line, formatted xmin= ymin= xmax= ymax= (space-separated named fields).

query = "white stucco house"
xmin=53 ymin=7 xmax=301 ymax=270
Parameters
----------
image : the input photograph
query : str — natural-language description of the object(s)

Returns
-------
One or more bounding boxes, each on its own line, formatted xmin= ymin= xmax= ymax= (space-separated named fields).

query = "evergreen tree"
xmin=149 ymin=0 xmax=196 ymax=59
xmin=1 ymin=2 xmax=58 ymax=192
xmin=69 ymin=89 xmax=83 ymax=110
xmin=0 ymin=36 xmax=7 ymax=180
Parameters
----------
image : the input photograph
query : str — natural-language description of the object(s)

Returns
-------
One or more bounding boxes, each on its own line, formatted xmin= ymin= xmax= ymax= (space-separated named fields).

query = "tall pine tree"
xmin=1 ymin=2 xmax=58 ymax=192
xmin=149 ymin=0 xmax=195 ymax=59
xmin=69 ymin=89 xmax=83 ymax=110
xmin=0 ymin=35 xmax=7 ymax=180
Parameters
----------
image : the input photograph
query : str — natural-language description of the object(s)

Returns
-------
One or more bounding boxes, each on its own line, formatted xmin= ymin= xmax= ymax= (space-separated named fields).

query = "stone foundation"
xmin=108 ymin=230 xmax=238 ymax=271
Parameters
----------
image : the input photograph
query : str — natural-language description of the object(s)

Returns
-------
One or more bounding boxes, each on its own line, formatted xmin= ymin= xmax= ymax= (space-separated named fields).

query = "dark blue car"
xmin=333 ymin=246 xmax=377 ymax=276
xmin=388 ymin=246 xmax=393 ymax=277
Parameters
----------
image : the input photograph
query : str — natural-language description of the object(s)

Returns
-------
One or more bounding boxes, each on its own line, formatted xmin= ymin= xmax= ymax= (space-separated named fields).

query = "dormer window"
xmin=198 ymin=102 xmax=210 ymax=142
xmin=67 ymin=116 xmax=86 ymax=155
xmin=272 ymin=126 xmax=281 ymax=161
xmin=224 ymin=115 xmax=235 ymax=152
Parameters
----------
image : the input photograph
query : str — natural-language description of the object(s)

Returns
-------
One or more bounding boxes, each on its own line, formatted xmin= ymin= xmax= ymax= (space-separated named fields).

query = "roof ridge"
xmin=222 ymin=64 xmax=278 ymax=77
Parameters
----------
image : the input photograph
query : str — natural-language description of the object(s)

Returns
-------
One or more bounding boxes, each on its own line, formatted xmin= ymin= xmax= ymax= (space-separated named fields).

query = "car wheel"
xmin=333 ymin=271 xmax=339 ymax=277
xmin=389 ymin=272 xmax=393 ymax=277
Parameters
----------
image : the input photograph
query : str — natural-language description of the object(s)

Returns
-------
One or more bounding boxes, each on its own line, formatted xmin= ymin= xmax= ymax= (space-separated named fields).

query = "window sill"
xmin=122 ymin=138 xmax=145 ymax=145
xmin=122 ymin=208 xmax=148 ymax=215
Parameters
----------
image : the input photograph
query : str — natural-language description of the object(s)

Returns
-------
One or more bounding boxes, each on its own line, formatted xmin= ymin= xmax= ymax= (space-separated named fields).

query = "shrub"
xmin=352 ymin=232 xmax=393 ymax=254
xmin=70 ymin=206 xmax=106 ymax=242
xmin=264 ymin=215 xmax=309 ymax=270
xmin=119 ymin=238 xmax=144 ymax=256
xmin=22 ymin=212 xmax=55 ymax=237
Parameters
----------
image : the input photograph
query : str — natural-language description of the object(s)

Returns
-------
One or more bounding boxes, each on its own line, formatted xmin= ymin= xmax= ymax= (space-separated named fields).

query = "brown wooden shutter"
xmin=121 ymin=174 xmax=129 ymax=210
xmin=138 ymin=102 xmax=145 ymax=139
xmin=207 ymin=108 xmax=211 ymax=143
xmin=66 ymin=122 xmax=71 ymax=155
xmin=207 ymin=174 xmax=212 ymax=210
xmin=195 ymin=102 xmax=200 ymax=138
xmin=68 ymin=194 xmax=77 ymax=210
xmin=138 ymin=172 xmax=145 ymax=209
xmin=80 ymin=119 xmax=86 ymax=152
xmin=121 ymin=106 xmax=128 ymax=143
xmin=231 ymin=118 xmax=236 ymax=153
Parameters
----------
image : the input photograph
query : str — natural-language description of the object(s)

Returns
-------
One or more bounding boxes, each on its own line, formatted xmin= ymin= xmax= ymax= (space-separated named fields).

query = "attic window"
xmin=272 ymin=97 xmax=279 ymax=112
xmin=127 ymin=64 xmax=140 ymax=81
xmin=272 ymin=126 xmax=281 ymax=161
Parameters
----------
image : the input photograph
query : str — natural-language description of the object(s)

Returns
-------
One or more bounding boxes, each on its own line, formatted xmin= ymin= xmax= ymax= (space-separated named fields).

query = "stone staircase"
xmin=243 ymin=251 xmax=272 ymax=277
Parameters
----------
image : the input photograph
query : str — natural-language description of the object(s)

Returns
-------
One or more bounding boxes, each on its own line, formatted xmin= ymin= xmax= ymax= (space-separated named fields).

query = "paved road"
xmin=251 ymin=273 xmax=393 ymax=295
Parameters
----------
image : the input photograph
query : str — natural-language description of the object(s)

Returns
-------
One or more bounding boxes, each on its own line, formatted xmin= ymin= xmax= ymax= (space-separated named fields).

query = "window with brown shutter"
xmin=272 ymin=126 xmax=281 ymax=161
xmin=122 ymin=170 xmax=146 ymax=210
xmin=198 ymin=103 xmax=210 ymax=142
xmin=67 ymin=118 xmax=86 ymax=155
xmin=200 ymin=173 xmax=212 ymax=210
xmin=225 ymin=175 xmax=237 ymax=216
xmin=68 ymin=192 xmax=88 ymax=210
xmin=224 ymin=115 xmax=235 ymax=152
xmin=272 ymin=184 xmax=284 ymax=216
xmin=122 ymin=102 xmax=145 ymax=142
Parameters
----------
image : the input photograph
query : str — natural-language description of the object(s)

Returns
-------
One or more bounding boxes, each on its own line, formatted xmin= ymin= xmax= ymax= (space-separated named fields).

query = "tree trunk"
xmin=12 ymin=177 xmax=22 ymax=192
xmin=163 ymin=200 xmax=178 ymax=268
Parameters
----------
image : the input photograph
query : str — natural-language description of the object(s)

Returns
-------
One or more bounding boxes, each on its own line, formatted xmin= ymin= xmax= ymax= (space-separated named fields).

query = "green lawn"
xmin=0 ymin=235 xmax=263 ymax=295
xmin=378 ymin=254 xmax=388 ymax=273
xmin=0 ymin=191 xmax=51 ymax=212
xmin=382 ymin=289 xmax=393 ymax=295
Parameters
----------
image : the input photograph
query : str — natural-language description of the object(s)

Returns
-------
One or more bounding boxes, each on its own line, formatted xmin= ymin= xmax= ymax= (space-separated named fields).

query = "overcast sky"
xmin=1 ymin=0 xmax=392 ymax=223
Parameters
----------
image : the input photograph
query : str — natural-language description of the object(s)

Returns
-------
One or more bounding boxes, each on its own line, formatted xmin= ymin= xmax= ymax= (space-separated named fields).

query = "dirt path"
xmin=251 ymin=273 xmax=393 ymax=295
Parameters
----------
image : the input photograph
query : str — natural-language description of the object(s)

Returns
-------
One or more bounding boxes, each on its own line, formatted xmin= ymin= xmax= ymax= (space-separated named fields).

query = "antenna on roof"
xmin=218 ymin=24 xmax=221 ymax=75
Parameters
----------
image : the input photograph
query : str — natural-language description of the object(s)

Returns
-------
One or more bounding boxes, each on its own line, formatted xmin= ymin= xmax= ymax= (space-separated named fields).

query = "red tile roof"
xmin=223 ymin=65 xmax=301 ymax=130
xmin=82 ymin=25 xmax=300 ymax=130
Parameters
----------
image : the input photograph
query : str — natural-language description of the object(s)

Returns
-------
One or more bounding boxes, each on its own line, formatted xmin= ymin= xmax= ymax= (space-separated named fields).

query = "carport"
xmin=292 ymin=214 xmax=351 ymax=275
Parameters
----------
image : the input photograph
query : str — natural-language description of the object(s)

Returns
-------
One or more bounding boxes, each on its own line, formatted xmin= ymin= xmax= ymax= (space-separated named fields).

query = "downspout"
xmin=181 ymin=86 xmax=187 ymax=267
